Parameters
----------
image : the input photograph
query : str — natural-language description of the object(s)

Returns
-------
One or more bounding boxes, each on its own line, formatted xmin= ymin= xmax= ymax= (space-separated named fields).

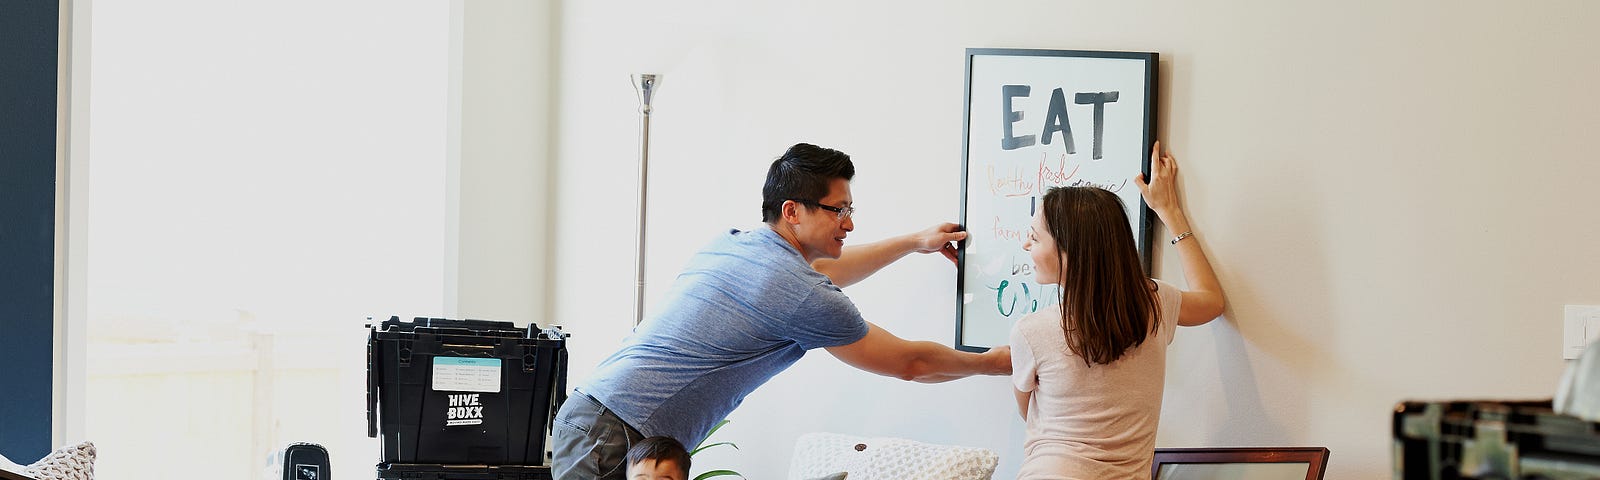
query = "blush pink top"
xmin=1010 ymin=279 xmax=1183 ymax=479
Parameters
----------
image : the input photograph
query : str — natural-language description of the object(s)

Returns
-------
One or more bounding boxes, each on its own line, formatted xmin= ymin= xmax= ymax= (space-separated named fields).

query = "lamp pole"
xmin=631 ymin=74 xmax=659 ymax=326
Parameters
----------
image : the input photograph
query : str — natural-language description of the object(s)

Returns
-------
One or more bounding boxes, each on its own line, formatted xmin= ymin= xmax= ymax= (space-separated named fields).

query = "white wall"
xmin=547 ymin=1 xmax=1600 ymax=478
xmin=447 ymin=0 xmax=557 ymax=324
xmin=55 ymin=0 xmax=91 ymax=446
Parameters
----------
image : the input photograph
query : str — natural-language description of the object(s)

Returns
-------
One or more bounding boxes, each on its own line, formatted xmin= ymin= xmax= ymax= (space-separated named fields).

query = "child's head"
xmin=626 ymin=436 xmax=691 ymax=480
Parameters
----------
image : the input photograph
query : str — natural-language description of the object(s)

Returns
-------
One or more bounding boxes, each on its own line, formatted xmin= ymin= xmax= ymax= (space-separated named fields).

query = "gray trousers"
xmin=550 ymin=390 xmax=645 ymax=480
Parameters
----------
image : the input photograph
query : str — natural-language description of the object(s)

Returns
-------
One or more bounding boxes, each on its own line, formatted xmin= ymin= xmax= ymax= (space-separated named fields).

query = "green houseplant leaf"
xmin=693 ymin=469 xmax=744 ymax=480
xmin=690 ymin=419 xmax=744 ymax=479
xmin=689 ymin=441 xmax=739 ymax=457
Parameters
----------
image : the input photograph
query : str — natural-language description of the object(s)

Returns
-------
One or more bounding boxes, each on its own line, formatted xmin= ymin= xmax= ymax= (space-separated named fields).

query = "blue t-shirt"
xmin=578 ymin=227 xmax=870 ymax=446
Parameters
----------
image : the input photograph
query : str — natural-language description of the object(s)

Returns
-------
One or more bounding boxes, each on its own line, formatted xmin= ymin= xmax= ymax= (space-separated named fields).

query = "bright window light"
xmin=85 ymin=2 xmax=448 ymax=479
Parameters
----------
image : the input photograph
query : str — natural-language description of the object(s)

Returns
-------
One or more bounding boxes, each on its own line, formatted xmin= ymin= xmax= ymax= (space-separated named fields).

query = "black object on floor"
xmin=368 ymin=316 xmax=569 ymax=467
xmin=1393 ymin=399 xmax=1600 ymax=479
xmin=268 ymin=443 xmax=332 ymax=480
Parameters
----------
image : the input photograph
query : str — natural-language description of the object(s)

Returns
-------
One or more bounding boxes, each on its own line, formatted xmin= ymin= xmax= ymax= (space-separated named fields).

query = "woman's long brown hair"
xmin=1041 ymin=186 xmax=1160 ymax=366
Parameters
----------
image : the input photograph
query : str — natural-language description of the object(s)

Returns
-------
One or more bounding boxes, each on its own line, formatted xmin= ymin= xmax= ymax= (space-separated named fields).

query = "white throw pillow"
xmin=19 ymin=442 xmax=95 ymax=480
xmin=788 ymin=432 xmax=997 ymax=480
xmin=1556 ymin=337 xmax=1600 ymax=422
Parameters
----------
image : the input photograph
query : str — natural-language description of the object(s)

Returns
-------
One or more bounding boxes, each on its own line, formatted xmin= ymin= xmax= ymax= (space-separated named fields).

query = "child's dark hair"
xmin=627 ymin=436 xmax=691 ymax=475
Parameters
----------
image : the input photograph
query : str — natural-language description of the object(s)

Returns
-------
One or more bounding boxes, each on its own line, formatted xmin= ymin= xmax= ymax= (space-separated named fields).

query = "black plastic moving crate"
xmin=367 ymin=316 xmax=568 ymax=467
xmin=375 ymin=463 xmax=551 ymax=480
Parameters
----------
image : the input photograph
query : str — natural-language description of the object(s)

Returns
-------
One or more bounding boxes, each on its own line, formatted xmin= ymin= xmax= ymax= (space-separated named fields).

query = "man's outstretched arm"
xmin=826 ymin=322 xmax=1010 ymax=383
xmin=812 ymin=223 xmax=967 ymax=287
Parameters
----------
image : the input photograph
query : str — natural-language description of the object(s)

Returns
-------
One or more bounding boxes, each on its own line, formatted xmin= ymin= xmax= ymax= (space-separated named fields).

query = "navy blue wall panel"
xmin=0 ymin=0 xmax=60 ymax=463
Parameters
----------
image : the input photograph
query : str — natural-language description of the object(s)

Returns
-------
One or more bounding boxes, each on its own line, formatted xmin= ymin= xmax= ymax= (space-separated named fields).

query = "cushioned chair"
xmin=0 ymin=450 xmax=33 ymax=480
xmin=788 ymin=432 xmax=998 ymax=480
xmin=0 ymin=469 xmax=31 ymax=480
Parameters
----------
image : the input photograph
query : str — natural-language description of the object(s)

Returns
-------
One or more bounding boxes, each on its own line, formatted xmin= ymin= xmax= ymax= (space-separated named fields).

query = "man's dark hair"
xmin=626 ymin=436 xmax=691 ymax=475
xmin=760 ymin=143 xmax=855 ymax=223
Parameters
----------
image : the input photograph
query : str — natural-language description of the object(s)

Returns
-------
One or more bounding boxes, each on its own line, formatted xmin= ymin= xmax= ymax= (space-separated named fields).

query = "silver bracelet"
xmin=1170 ymin=231 xmax=1194 ymax=244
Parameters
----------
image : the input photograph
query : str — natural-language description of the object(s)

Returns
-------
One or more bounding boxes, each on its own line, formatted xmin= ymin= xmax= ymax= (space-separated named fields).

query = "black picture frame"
xmin=956 ymin=48 xmax=1158 ymax=352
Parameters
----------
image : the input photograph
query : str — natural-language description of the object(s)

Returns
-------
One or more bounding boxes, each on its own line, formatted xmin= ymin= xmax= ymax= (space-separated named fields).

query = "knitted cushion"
xmin=788 ymin=432 xmax=997 ymax=480
xmin=21 ymin=442 xmax=94 ymax=480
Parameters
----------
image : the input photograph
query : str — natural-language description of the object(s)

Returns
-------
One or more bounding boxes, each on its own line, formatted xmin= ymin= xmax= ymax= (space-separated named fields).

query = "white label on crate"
xmin=432 ymin=356 xmax=502 ymax=393
xmin=445 ymin=393 xmax=485 ymax=426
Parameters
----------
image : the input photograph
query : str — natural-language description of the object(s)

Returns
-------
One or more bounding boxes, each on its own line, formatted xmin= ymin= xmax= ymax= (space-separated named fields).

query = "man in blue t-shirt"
xmin=550 ymin=143 xmax=1013 ymax=480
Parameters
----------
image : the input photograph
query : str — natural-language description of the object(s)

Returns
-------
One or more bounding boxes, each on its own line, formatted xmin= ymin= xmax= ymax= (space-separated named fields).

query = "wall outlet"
xmin=1564 ymin=305 xmax=1600 ymax=359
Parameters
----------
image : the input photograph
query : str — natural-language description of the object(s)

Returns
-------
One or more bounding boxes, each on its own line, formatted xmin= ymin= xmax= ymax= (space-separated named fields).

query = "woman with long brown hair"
xmin=1011 ymin=142 xmax=1225 ymax=478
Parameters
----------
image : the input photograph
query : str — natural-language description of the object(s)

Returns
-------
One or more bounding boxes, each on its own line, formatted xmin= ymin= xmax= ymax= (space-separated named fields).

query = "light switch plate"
xmin=1564 ymin=305 xmax=1600 ymax=359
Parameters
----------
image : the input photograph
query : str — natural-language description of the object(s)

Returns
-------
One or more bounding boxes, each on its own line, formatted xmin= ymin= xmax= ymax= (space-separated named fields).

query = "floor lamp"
xmin=631 ymin=74 xmax=659 ymax=326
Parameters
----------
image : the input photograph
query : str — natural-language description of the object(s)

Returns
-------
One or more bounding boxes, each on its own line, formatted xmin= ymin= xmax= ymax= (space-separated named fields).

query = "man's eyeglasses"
xmin=792 ymin=199 xmax=856 ymax=221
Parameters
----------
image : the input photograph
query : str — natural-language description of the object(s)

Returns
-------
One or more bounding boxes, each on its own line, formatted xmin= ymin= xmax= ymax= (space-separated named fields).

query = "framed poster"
xmin=956 ymin=48 xmax=1158 ymax=352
